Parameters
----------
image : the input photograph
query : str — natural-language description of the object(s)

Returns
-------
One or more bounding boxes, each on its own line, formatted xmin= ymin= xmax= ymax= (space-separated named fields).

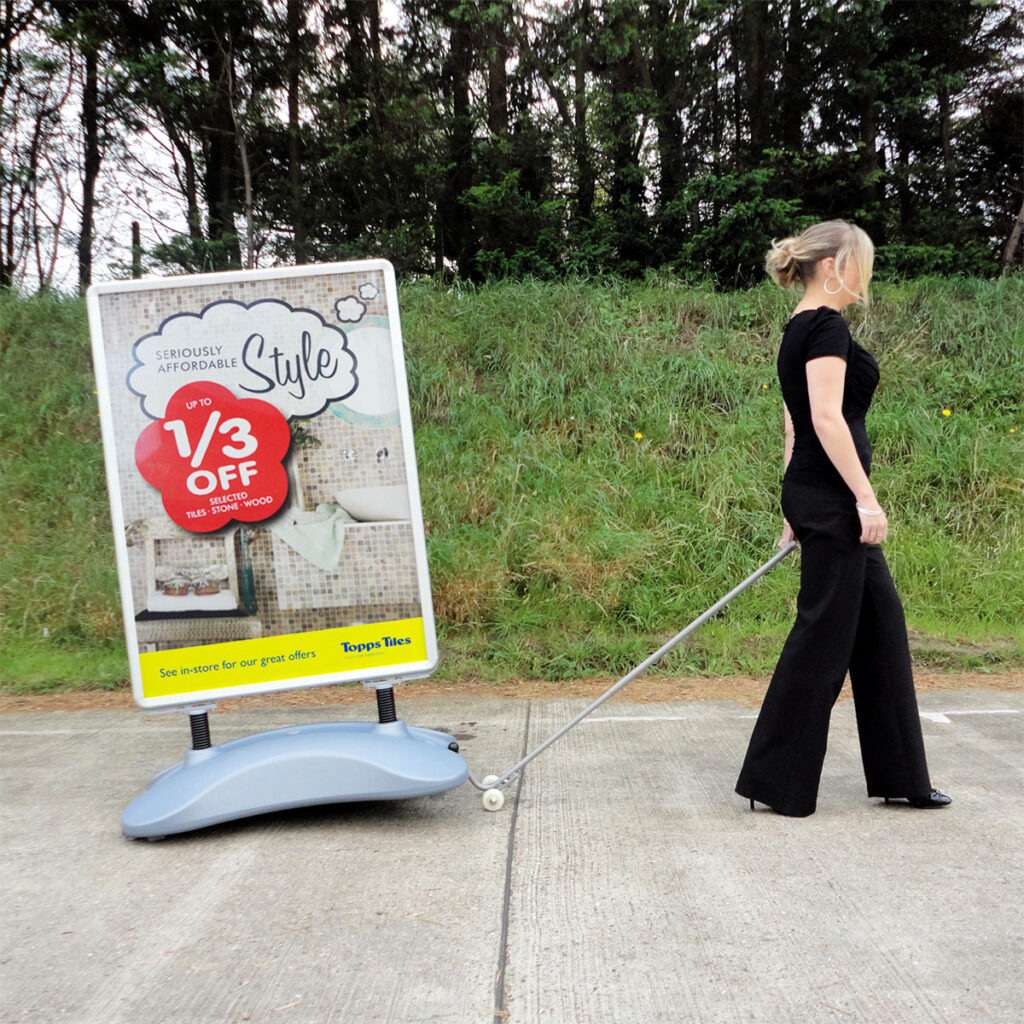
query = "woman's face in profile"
xmin=837 ymin=255 xmax=871 ymax=305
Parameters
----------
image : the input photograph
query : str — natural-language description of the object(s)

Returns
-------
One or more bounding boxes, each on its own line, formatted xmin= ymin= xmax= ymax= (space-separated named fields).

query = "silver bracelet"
xmin=856 ymin=506 xmax=884 ymax=516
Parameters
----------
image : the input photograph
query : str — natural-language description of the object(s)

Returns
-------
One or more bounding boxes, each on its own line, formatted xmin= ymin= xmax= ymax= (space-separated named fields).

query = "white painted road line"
xmin=920 ymin=709 xmax=1021 ymax=724
xmin=637 ymin=710 xmax=1023 ymax=724
xmin=584 ymin=716 xmax=694 ymax=723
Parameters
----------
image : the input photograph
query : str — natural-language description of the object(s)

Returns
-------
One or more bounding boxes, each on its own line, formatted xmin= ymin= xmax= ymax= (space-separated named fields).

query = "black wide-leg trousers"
xmin=735 ymin=480 xmax=932 ymax=817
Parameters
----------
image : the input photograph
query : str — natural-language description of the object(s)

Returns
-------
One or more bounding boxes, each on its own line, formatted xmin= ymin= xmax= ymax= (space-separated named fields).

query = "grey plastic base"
xmin=121 ymin=719 xmax=468 ymax=838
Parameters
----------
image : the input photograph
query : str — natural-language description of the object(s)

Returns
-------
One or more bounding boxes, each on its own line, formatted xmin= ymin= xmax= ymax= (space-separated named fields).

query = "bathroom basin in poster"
xmin=87 ymin=261 xmax=437 ymax=709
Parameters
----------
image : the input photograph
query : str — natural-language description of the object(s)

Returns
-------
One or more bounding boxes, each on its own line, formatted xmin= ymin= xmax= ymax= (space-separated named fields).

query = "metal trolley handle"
xmin=469 ymin=543 xmax=798 ymax=810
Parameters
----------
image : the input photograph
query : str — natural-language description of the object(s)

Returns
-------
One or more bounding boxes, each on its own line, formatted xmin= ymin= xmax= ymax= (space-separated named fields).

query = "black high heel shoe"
xmin=748 ymin=797 xmax=812 ymax=817
xmin=884 ymin=789 xmax=952 ymax=808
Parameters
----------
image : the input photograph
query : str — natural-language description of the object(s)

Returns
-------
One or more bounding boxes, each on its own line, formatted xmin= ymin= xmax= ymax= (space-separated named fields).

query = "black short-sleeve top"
xmin=778 ymin=306 xmax=880 ymax=493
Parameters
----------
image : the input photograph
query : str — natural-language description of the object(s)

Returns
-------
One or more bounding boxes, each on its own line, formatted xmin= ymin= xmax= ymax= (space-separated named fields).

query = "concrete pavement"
xmin=2 ymin=687 xmax=1022 ymax=1023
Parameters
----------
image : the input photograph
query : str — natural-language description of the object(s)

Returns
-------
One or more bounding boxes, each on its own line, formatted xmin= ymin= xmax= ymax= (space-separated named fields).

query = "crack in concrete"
xmin=493 ymin=701 xmax=530 ymax=1024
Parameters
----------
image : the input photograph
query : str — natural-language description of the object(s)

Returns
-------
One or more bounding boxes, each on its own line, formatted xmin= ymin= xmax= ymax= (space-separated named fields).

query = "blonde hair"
xmin=766 ymin=220 xmax=874 ymax=306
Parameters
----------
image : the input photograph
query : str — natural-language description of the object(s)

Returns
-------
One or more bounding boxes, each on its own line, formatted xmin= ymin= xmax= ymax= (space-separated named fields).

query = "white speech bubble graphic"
xmin=127 ymin=299 xmax=358 ymax=420
xmin=335 ymin=296 xmax=367 ymax=323
xmin=358 ymin=283 xmax=379 ymax=301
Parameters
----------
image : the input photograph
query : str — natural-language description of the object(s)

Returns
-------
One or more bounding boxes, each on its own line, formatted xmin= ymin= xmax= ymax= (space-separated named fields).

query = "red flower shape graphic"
xmin=135 ymin=381 xmax=292 ymax=533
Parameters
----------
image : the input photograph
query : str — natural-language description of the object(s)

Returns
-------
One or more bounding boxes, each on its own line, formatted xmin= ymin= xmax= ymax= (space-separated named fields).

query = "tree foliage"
xmin=3 ymin=0 xmax=1023 ymax=290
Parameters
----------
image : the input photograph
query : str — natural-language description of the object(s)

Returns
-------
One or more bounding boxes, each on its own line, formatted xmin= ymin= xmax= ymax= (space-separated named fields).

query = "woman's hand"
xmin=857 ymin=505 xmax=888 ymax=545
xmin=779 ymin=519 xmax=796 ymax=549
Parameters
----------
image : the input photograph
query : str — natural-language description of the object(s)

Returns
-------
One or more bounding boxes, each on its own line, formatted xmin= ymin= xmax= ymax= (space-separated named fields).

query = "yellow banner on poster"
xmin=139 ymin=618 xmax=427 ymax=699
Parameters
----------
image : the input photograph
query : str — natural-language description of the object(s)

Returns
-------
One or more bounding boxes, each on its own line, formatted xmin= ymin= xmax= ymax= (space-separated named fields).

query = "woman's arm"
xmin=805 ymin=356 xmax=888 ymax=545
xmin=779 ymin=403 xmax=796 ymax=548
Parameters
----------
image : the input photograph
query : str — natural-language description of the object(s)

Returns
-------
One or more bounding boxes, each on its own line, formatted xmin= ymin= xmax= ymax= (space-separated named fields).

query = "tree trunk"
xmin=650 ymin=0 xmax=685 ymax=223
xmin=710 ymin=46 xmax=722 ymax=228
xmin=608 ymin=4 xmax=646 ymax=269
xmin=1001 ymin=196 xmax=1024 ymax=274
xmin=729 ymin=7 xmax=743 ymax=170
xmin=201 ymin=13 xmax=241 ymax=269
xmin=164 ymin=115 xmax=204 ymax=255
xmin=227 ymin=57 xmax=253 ymax=269
xmin=439 ymin=7 xmax=475 ymax=276
xmin=780 ymin=0 xmax=803 ymax=151
xmin=367 ymin=0 xmax=382 ymax=129
xmin=573 ymin=0 xmax=594 ymax=225
xmin=2 ymin=216 xmax=13 ymax=288
xmin=131 ymin=220 xmax=142 ymax=278
xmin=854 ymin=22 xmax=884 ymax=243
xmin=343 ymin=0 xmax=368 ymax=89
xmin=486 ymin=2 xmax=508 ymax=141
xmin=896 ymin=137 xmax=914 ymax=237
xmin=741 ymin=0 xmax=769 ymax=158
xmin=77 ymin=40 xmax=99 ymax=293
xmin=286 ymin=0 xmax=306 ymax=263
xmin=937 ymin=82 xmax=955 ymax=204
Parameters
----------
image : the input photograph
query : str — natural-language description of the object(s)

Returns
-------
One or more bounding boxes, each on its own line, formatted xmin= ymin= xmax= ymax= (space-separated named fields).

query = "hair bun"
xmin=766 ymin=237 xmax=801 ymax=288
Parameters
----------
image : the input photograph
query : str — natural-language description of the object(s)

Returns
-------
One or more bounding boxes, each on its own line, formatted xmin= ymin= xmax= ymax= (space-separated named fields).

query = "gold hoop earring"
xmin=824 ymin=277 xmax=843 ymax=295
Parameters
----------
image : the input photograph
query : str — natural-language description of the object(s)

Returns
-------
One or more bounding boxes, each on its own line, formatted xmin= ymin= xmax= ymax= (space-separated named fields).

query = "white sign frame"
xmin=87 ymin=260 xmax=438 ymax=709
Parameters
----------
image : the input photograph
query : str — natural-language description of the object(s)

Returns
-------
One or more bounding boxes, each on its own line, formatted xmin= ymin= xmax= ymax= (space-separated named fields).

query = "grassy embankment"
xmin=1 ymin=277 xmax=1021 ymax=693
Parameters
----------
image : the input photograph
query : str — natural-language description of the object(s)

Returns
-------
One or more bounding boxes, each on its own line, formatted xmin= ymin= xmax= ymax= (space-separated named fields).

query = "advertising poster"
xmin=87 ymin=261 xmax=437 ymax=709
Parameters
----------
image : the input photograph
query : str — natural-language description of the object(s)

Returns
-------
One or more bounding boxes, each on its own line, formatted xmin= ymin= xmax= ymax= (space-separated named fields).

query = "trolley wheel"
xmin=482 ymin=789 xmax=505 ymax=812
xmin=481 ymin=775 xmax=500 ymax=787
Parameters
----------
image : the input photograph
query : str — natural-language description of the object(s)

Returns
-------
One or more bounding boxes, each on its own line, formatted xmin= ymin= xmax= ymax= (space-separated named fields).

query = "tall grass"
xmin=403 ymin=275 xmax=1023 ymax=679
xmin=1 ymin=277 xmax=1021 ymax=690
xmin=1 ymin=292 xmax=125 ymax=688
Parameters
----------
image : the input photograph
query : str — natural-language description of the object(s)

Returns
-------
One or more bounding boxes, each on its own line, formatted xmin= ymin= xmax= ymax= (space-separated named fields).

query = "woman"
xmin=735 ymin=220 xmax=950 ymax=817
